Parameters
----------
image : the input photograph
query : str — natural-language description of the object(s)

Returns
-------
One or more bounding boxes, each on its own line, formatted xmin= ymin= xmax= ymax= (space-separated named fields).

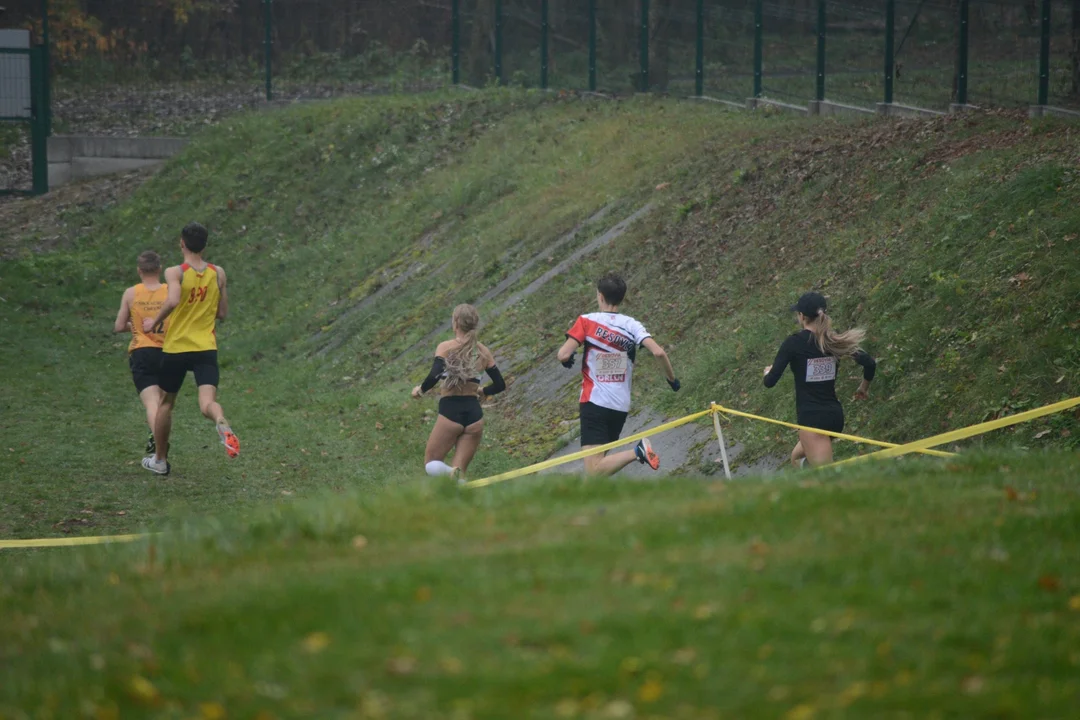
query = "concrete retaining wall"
xmin=48 ymin=135 xmax=188 ymax=188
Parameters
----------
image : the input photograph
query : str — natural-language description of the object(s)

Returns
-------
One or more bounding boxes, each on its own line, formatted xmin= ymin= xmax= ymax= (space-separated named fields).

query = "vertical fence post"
xmin=816 ymin=0 xmax=826 ymax=102
xmin=541 ymin=0 xmax=549 ymax=89
xmin=1038 ymin=0 xmax=1051 ymax=106
xmin=263 ymin=0 xmax=273 ymax=101
xmin=955 ymin=0 xmax=969 ymax=106
xmin=753 ymin=0 xmax=763 ymax=98
xmin=40 ymin=0 xmax=51 ymax=136
xmin=30 ymin=46 xmax=48 ymax=195
xmin=588 ymin=0 xmax=597 ymax=91
xmin=695 ymin=0 xmax=704 ymax=96
xmin=494 ymin=0 xmax=503 ymax=84
xmin=884 ymin=0 xmax=895 ymax=105
xmin=451 ymin=0 xmax=461 ymax=84
xmin=639 ymin=0 xmax=650 ymax=92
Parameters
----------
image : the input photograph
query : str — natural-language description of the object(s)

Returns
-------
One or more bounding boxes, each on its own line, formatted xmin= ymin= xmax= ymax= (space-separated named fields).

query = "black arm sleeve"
xmin=853 ymin=350 xmax=877 ymax=382
xmin=420 ymin=357 xmax=446 ymax=393
xmin=763 ymin=337 xmax=795 ymax=388
xmin=482 ymin=365 xmax=506 ymax=397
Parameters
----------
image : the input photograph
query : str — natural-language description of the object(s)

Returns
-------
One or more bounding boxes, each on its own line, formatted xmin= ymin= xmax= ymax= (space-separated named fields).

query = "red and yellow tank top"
xmin=128 ymin=283 xmax=168 ymax=353
xmin=163 ymin=263 xmax=220 ymax=353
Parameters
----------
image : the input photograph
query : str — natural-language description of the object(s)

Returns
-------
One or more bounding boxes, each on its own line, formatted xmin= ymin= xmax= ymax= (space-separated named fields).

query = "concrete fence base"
xmin=808 ymin=100 xmax=875 ymax=117
xmin=1029 ymin=105 xmax=1080 ymax=120
xmin=48 ymin=135 xmax=188 ymax=188
xmin=746 ymin=97 xmax=808 ymax=115
xmin=875 ymin=103 xmax=946 ymax=119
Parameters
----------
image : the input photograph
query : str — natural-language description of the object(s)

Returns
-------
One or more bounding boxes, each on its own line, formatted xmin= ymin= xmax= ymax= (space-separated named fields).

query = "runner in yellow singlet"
xmin=113 ymin=251 xmax=168 ymax=456
xmin=141 ymin=222 xmax=239 ymax=476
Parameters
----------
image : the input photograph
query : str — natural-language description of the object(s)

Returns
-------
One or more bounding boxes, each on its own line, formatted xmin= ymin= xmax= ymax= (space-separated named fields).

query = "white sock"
xmin=425 ymin=460 xmax=455 ymax=476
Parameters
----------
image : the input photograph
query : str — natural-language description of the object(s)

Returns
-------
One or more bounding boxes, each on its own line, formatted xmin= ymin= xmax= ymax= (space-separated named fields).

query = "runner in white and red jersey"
xmin=557 ymin=273 xmax=680 ymax=476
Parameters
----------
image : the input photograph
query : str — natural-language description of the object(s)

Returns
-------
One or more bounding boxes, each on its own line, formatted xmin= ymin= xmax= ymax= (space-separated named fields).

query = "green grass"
xmin=2 ymin=453 xmax=1080 ymax=718
xmin=1 ymin=89 xmax=1079 ymax=717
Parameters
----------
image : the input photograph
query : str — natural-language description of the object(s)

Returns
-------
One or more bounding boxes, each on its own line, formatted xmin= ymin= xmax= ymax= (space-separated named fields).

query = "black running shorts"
xmin=579 ymin=401 xmax=628 ymax=447
xmin=797 ymin=404 xmax=845 ymax=434
xmin=438 ymin=396 xmax=484 ymax=427
xmin=128 ymin=347 xmax=163 ymax=393
xmin=159 ymin=350 xmax=219 ymax=394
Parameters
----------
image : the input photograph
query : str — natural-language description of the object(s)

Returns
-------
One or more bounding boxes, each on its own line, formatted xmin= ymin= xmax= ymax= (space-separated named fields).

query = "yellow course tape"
xmin=8 ymin=396 xmax=1074 ymax=544
xmin=463 ymin=408 xmax=715 ymax=489
xmin=0 ymin=533 xmax=153 ymax=550
xmin=824 ymin=395 xmax=1080 ymax=468
xmin=709 ymin=403 xmax=956 ymax=458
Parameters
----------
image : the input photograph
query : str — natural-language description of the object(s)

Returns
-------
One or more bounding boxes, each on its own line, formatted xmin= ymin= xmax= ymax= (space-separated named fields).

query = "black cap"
xmin=791 ymin=292 xmax=827 ymax=317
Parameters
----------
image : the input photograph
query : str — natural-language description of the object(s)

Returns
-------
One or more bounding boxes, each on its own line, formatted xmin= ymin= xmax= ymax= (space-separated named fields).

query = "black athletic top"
xmin=420 ymin=357 xmax=506 ymax=397
xmin=763 ymin=330 xmax=876 ymax=413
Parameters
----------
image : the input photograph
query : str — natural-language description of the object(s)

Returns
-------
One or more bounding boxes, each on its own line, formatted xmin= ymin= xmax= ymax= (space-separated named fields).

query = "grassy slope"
xmin=2 ymin=455 xmax=1079 ymax=718
xmin=1 ymin=90 xmax=1079 ymax=716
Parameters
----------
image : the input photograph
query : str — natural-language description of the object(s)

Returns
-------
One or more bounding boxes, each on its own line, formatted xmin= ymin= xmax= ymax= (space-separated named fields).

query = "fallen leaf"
xmin=439 ymin=656 xmax=464 ymax=675
xmin=961 ymin=675 xmax=985 ymax=695
xmin=1068 ymin=595 xmax=1080 ymax=611
xmin=127 ymin=676 xmax=161 ymax=705
xmin=784 ymin=703 xmax=816 ymax=720
xmin=1004 ymin=486 xmax=1019 ymax=501
xmin=351 ymin=535 xmax=368 ymax=550
xmin=301 ymin=632 xmax=331 ymax=654
xmin=375 ymin=422 xmax=384 ymax=430
xmin=1038 ymin=575 xmax=1061 ymax=592
xmin=199 ymin=702 xmax=227 ymax=720
xmin=1034 ymin=430 xmax=1051 ymax=439
xmin=655 ymin=182 xmax=671 ymax=191
xmin=386 ymin=655 xmax=416 ymax=675
xmin=637 ymin=678 xmax=664 ymax=703
xmin=601 ymin=700 xmax=633 ymax=719
xmin=415 ymin=586 xmax=432 ymax=603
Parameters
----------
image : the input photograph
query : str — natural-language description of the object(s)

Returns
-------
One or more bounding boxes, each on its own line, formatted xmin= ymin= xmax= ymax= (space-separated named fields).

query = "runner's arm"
xmin=641 ymin=337 xmax=676 ymax=383
xmin=418 ymin=357 xmax=446 ymax=394
xmin=113 ymin=288 xmax=133 ymax=333
xmin=145 ymin=266 xmax=182 ymax=333
xmin=557 ymin=337 xmax=580 ymax=365
xmin=852 ymin=350 xmax=876 ymax=399
xmin=763 ymin=338 xmax=795 ymax=388
xmin=216 ymin=266 xmax=228 ymax=321
xmin=482 ymin=366 xmax=506 ymax=397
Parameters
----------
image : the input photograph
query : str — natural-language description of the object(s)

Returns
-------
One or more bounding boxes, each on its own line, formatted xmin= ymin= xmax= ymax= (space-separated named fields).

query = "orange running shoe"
xmin=217 ymin=422 xmax=240 ymax=458
xmin=635 ymin=438 xmax=660 ymax=470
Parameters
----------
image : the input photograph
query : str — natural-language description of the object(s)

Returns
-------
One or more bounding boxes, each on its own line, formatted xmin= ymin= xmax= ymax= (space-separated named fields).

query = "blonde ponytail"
xmin=808 ymin=311 xmax=865 ymax=358
xmin=443 ymin=304 xmax=482 ymax=392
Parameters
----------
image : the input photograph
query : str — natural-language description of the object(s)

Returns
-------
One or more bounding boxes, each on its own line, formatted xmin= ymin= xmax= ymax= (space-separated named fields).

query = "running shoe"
xmin=141 ymin=456 xmax=170 ymax=476
xmin=145 ymin=431 xmax=156 ymax=456
xmin=217 ymin=422 xmax=240 ymax=459
xmin=635 ymin=438 xmax=660 ymax=470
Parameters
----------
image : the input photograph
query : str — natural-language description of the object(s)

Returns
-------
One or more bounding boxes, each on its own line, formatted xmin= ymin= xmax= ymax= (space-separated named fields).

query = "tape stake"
xmin=711 ymin=402 xmax=732 ymax=480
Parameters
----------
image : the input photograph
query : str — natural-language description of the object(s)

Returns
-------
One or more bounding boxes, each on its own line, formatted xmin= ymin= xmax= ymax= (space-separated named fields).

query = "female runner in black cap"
xmin=763 ymin=292 xmax=876 ymax=467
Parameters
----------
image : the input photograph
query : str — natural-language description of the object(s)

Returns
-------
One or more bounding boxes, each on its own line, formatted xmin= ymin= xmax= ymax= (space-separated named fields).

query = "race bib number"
xmin=806 ymin=356 xmax=837 ymax=383
xmin=594 ymin=352 xmax=628 ymax=382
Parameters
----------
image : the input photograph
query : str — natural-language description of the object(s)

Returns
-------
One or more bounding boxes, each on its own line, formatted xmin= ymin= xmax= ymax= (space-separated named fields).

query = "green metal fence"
xmin=1 ymin=44 xmax=49 ymax=195
xmin=4 ymin=0 xmax=1079 ymax=140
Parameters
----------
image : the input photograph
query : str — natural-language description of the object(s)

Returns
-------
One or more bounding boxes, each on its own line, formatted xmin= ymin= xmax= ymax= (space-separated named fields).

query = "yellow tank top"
xmin=128 ymin=283 xmax=168 ymax=352
xmin=163 ymin=263 xmax=221 ymax=353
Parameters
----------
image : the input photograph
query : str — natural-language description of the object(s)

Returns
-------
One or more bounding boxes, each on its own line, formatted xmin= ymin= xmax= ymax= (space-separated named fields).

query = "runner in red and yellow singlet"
xmin=113 ymin=250 xmax=169 ymax=456
xmin=140 ymin=222 xmax=239 ymax=476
